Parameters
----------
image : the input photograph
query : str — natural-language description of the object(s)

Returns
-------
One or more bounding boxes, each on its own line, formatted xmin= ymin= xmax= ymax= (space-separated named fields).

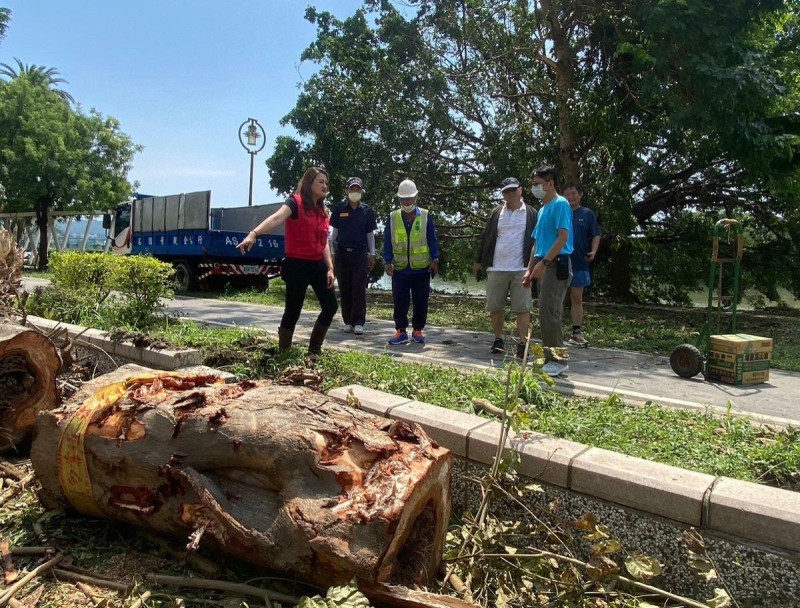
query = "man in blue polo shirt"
xmin=564 ymin=183 xmax=601 ymax=347
xmin=330 ymin=177 xmax=377 ymax=335
xmin=522 ymin=166 xmax=573 ymax=376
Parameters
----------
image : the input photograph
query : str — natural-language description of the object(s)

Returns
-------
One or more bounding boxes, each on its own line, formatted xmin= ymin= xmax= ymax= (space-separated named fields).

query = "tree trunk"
xmin=30 ymin=367 xmax=452 ymax=588
xmin=608 ymin=236 xmax=636 ymax=302
xmin=34 ymin=196 xmax=50 ymax=270
xmin=541 ymin=0 xmax=580 ymax=184
xmin=0 ymin=325 xmax=61 ymax=453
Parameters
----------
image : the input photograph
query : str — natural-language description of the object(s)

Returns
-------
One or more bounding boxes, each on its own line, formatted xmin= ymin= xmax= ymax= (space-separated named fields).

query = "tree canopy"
xmin=268 ymin=0 xmax=800 ymax=303
xmin=0 ymin=58 xmax=76 ymax=104
xmin=0 ymin=70 xmax=140 ymax=267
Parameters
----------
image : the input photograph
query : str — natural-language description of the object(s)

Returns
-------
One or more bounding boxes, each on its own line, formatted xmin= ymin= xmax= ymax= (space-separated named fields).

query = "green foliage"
xmin=270 ymin=0 xmax=800 ymax=302
xmin=0 ymin=70 xmax=140 ymax=267
xmin=0 ymin=7 xmax=10 ymax=45
xmin=49 ymin=250 xmax=115 ymax=299
xmin=296 ymin=579 xmax=370 ymax=608
xmin=29 ymin=252 xmax=174 ymax=329
xmin=107 ymin=254 xmax=175 ymax=327
xmin=0 ymin=57 xmax=75 ymax=103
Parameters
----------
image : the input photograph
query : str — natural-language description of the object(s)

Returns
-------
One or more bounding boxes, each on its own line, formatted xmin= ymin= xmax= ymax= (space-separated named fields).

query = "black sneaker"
xmin=516 ymin=343 xmax=526 ymax=359
xmin=491 ymin=338 xmax=505 ymax=354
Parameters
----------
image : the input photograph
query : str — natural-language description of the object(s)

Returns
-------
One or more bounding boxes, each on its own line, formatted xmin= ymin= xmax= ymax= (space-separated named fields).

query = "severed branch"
xmin=449 ymin=551 xmax=709 ymax=608
xmin=52 ymin=567 xmax=131 ymax=592
xmin=146 ymin=574 xmax=299 ymax=606
xmin=470 ymin=397 xmax=504 ymax=418
xmin=0 ymin=459 xmax=26 ymax=481
xmin=0 ymin=553 xmax=63 ymax=606
xmin=76 ymin=581 xmax=104 ymax=607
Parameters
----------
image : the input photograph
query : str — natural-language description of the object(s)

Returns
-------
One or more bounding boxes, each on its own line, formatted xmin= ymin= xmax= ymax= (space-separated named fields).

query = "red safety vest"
xmin=284 ymin=193 xmax=330 ymax=261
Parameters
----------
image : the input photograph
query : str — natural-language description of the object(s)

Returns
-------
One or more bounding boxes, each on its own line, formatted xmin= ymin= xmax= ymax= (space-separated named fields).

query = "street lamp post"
xmin=238 ymin=118 xmax=267 ymax=206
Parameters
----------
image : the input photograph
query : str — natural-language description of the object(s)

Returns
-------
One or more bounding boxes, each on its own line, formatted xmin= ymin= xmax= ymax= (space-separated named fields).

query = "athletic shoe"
xmin=541 ymin=361 xmax=569 ymax=376
xmin=354 ymin=325 xmax=364 ymax=335
xmin=411 ymin=330 xmax=425 ymax=343
xmin=516 ymin=343 xmax=526 ymax=360
xmin=388 ymin=330 xmax=409 ymax=345
xmin=490 ymin=338 xmax=505 ymax=354
xmin=343 ymin=324 xmax=354 ymax=333
xmin=568 ymin=332 xmax=588 ymax=347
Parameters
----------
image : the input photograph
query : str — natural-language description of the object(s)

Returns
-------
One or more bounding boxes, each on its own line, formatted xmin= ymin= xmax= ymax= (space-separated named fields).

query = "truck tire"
xmin=670 ymin=344 xmax=704 ymax=378
xmin=172 ymin=261 xmax=196 ymax=292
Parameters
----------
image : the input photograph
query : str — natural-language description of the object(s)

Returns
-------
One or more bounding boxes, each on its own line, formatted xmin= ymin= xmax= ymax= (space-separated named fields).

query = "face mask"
xmin=348 ymin=192 xmax=362 ymax=203
xmin=531 ymin=184 xmax=546 ymax=200
xmin=401 ymin=203 xmax=416 ymax=213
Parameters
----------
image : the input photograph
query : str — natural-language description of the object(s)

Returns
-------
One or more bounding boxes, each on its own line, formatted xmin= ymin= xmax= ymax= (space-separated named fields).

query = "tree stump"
xmin=0 ymin=325 xmax=61 ymax=452
xmin=31 ymin=367 xmax=452 ymax=587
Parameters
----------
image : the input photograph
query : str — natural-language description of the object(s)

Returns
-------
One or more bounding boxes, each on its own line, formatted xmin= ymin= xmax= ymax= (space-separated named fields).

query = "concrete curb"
xmin=27 ymin=315 xmax=202 ymax=370
xmin=328 ymin=384 xmax=800 ymax=555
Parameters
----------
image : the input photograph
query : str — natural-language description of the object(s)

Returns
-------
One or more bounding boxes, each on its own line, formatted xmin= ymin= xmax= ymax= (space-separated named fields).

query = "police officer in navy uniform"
xmin=330 ymin=177 xmax=377 ymax=335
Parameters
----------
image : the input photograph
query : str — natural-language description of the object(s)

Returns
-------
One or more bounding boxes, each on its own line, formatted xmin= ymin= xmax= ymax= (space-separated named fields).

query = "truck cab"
xmin=109 ymin=202 xmax=132 ymax=255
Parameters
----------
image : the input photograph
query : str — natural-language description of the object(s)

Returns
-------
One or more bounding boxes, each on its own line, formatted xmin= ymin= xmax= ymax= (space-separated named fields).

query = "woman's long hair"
xmin=295 ymin=167 xmax=329 ymax=215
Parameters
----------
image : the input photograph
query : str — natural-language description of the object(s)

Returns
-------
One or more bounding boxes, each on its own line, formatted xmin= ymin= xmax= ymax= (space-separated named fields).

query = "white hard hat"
xmin=396 ymin=179 xmax=418 ymax=198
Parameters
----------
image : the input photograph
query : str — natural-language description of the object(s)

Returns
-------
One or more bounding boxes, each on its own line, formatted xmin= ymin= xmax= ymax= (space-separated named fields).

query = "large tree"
xmin=0 ymin=74 xmax=140 ymax=268
xmin=269 ymin=0 xmax=800 ymax=303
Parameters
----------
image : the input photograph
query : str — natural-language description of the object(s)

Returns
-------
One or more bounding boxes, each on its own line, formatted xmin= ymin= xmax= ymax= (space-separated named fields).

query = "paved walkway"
xmin=22 ymin=277 xmax=799 ymax=425
xmin=168 ymin=294 xmax=800 ymax=426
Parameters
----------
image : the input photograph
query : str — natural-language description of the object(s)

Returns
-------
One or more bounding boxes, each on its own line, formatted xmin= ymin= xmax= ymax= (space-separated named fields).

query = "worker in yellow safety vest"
xmin=383 ymin=179 xmax=440 ymax=345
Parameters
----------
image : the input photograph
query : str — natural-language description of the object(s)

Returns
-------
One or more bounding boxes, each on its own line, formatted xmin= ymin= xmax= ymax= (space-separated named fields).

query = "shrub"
xmin=27 ymin=284 xmax=101 ymax=326
xmin=48 ymin=251 xmax=114 ymax=304
xmin=35 ymin=252 xmax=174 ymax=330
xmin=106 ymin=254 xmax=174 ymax=327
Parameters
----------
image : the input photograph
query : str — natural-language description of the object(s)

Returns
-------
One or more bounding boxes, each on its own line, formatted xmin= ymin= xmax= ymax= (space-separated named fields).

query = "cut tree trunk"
xmin=0 ymin=325 xmax=61 ymax=453
xmin=31 ymin=365 xmax=452 ymax=588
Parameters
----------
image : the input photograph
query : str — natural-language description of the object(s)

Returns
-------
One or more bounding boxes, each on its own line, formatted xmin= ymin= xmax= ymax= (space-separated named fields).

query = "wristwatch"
xmin=542 ymin=258 xmax=552 ymax=267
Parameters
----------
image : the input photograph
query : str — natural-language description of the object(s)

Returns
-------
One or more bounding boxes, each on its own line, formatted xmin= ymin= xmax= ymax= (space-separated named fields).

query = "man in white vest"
xmin=383 ymin=179 xmax=440 ymax=345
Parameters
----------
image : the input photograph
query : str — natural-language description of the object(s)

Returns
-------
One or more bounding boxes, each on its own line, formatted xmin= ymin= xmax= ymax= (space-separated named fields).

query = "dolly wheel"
xmin=670 ymin=344 xmax=704 ymax=378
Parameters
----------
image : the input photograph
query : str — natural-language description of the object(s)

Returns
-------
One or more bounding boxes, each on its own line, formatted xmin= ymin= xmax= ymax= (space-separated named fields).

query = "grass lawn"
xmin=193 ymin=281 xmax=800 ymax=371
xmin=153 ymin=319 xmax=800 ymax=492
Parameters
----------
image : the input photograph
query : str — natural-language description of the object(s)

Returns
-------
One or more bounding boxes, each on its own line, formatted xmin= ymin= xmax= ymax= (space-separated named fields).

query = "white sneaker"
xmin=541 ymin=361 xmax=569 ymax=376
xmin=354 ymin=325 xmax=364 ymax=335
xmin=343 ymin=324 xmax=354 ymax=333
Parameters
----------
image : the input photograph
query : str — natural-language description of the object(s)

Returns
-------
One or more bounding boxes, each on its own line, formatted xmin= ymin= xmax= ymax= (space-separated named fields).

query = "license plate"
xmin=242 ymin=265 xmax=261 ymax=274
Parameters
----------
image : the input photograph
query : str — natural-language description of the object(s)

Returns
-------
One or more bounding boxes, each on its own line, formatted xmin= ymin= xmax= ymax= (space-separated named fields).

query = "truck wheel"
xmin=670 ymin=344 xmax=704 ymax=378
xmin=173 ymin=261 xmax=196 ymax=292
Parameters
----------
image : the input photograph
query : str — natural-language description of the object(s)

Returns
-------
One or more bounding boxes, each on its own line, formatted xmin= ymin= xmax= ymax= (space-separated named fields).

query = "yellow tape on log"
xmin=56 ymin=374 xmax=172 ymax=517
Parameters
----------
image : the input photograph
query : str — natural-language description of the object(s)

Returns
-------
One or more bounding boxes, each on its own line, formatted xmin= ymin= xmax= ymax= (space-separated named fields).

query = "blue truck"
xmin=106 ymin=190 xmax=285 ymax=290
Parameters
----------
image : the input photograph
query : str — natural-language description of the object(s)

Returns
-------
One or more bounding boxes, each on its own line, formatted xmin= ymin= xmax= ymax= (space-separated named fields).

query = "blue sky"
xmin=1 ymin=0 xmax=365 ymax=207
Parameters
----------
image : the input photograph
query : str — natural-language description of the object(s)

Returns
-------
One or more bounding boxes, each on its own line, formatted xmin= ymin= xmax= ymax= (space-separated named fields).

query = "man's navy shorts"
xmin=571 ymin=270 xmax=591 ymax=288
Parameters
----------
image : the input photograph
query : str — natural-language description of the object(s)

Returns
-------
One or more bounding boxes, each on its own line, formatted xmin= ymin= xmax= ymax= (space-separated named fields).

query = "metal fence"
xmin=0 ymin=210 xmax=112 ymax=266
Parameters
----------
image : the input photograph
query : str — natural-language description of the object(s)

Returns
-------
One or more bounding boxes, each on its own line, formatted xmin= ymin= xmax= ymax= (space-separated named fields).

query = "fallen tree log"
xmin=31 ymin=365 xmax=451 ymax=587
xmin=0 ymin=324 xmax=61 ymax=453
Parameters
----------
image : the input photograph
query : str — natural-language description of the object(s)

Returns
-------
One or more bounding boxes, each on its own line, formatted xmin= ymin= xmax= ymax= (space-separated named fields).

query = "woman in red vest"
xmin=238 ymin=167 xmax=337 ymax=354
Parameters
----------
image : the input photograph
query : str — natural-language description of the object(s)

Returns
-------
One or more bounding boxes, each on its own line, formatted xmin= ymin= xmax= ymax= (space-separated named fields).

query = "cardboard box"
xmin=707 ymin=366 xmax=770 ymax=386
xmin=709 ymin=334 xmax=773 ymax=355
xmin=707 ymin=334 xmax=772 ymax=386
